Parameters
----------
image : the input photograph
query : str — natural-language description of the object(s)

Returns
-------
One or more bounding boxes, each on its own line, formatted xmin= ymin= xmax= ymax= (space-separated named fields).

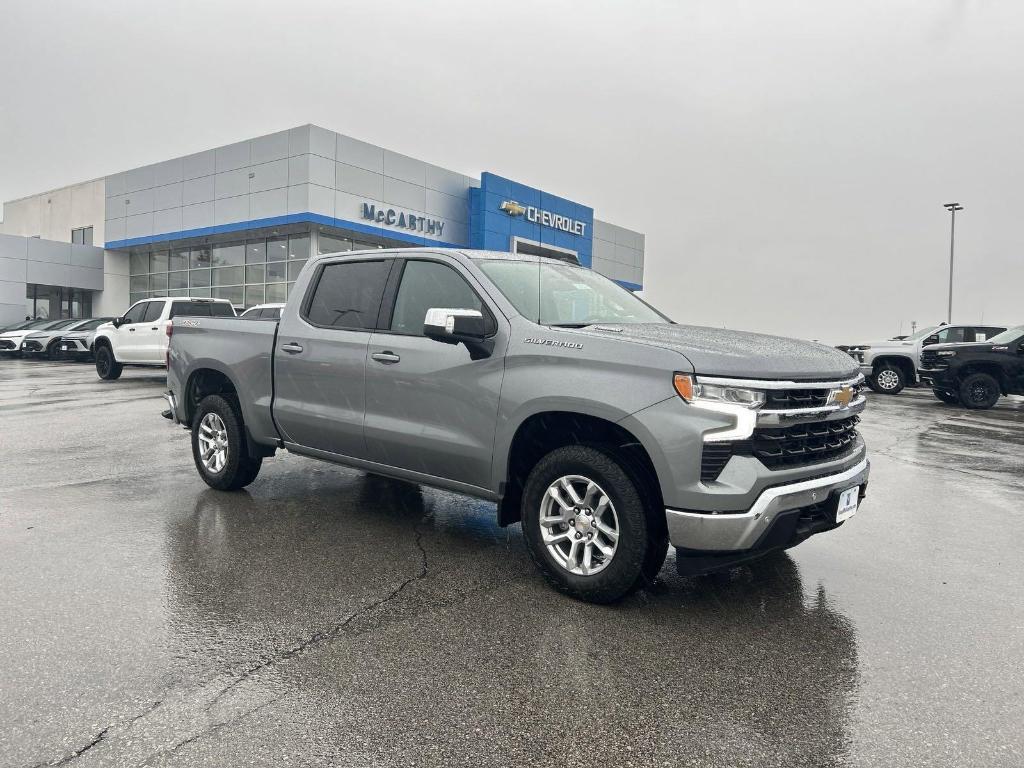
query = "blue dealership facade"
xmin=1 ymin=124 xmax=644 ymax=323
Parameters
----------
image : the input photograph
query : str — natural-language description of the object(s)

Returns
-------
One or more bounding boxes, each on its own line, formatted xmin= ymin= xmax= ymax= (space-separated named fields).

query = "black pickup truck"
xmin=920 ymin=324 xmax=1024 ymax=409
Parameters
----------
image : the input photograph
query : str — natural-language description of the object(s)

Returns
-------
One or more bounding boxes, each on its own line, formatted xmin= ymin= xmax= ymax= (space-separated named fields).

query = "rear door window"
xmin=142 ymin=301 xmax=165 ymax=323
xmin=304 ymin=260 xmax=391 ymax=329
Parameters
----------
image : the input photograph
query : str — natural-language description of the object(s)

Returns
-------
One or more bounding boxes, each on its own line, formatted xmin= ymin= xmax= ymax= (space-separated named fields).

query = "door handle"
xmin=280 ymin=342 xmax=304 ymax=354
xmin=371 ymin=351 xmax=401 ymax=364
xmin=128 ymin=328 xmax=136 ymax=332
xmin=151 ymin=327 xmax=158 ymax=330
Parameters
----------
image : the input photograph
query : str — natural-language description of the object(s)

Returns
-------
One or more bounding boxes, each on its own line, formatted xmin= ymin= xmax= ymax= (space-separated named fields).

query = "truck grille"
xmin=763 ymin=388 xmax=832 ymax=409
xmin=919 ymin=350 xmax=948 ymax=370
xmin=701 ymin=415 xmax=860 ymax=481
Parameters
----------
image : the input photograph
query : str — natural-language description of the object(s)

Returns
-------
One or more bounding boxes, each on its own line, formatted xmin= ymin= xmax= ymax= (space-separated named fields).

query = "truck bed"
xmin=166 ymin=317 xmax=280 ymax=444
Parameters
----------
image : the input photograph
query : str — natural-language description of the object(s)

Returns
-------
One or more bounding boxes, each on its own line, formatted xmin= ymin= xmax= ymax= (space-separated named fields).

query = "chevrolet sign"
xmin=500 ymin=200 xmax=587 ymax=237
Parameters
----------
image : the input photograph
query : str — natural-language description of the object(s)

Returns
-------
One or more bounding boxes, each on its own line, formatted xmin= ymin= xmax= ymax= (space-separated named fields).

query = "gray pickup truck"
xmin=165 ymin=248 xmax=869 ymax=603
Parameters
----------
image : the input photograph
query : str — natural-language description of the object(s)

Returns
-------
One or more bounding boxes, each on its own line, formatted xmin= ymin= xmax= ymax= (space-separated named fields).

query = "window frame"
xmin=379 ymin=257 xmax=498 ymax=339
xmin=122 ymin=301 xmax=150 ymax=325
xmin=299 ymin=256 xmax=396 ymax=333
xmin=142 ymin=301 xmax=165 ymax=323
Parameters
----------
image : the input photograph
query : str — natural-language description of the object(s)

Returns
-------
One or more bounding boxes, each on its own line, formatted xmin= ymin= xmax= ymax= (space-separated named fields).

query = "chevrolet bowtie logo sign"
xmin=500 ymin=200 xmax=526 ymax=217
xmin=829 ymin=386 xmax=855 ymax=407
xmin=499 ymin=200 xmax=587 ymax=236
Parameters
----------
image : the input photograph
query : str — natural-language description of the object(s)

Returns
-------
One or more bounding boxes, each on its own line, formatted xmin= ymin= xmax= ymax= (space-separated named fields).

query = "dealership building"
xmin=0 ymin=124 xmax=645 ymax=325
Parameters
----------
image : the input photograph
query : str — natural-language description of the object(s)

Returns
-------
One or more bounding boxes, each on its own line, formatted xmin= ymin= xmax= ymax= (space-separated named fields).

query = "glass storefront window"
xmin=266 ymin=282 xmax=287 ymax=302
xmin=267 ymin=261 xmax=287 ymax=282
xmin=151 ymin=250 xmax=169 ymax=272
xmin=130 ymin=252 xmax=149 ymax=273
xmin=130 ymin=275 xmax=149 ymax=292
xmin=244 ymin=285 xmax=265 ymax=307
xmin=190 ymin=246 xmax=211 ymax=269
xmin=267 ymin=237 xmax=288 ymax=263
xmin=212 ymin=266 xmax=244 ymax=286
xmin=189 ymin=287 xmax=211 ymax=298
xmin=190 ymin=268 xmax=211 ymax=287
xmin=287 ymin=260 xmax=307 ymax=281
xmin=212 ymin=242 xmax=245 ymax=267
xmin=246 ymin=240 xmax=267 ymax=263
xmin=245 ymin=264 xmax=265 ymax=284
xmin=168 ymin=289 xmax=188 ymax=297
xmin=213 ymin=285 xmax=244 ymax=305
xmin=150 ymin=273 xmax=169 ymax=292
xmin=170 ymin=248 xmax=189 ymax=271
xmin=288 ymin=234 xmax=310 ymax=260
xmin=319 ymin=232 xmax=352 ymax=254
xmin=169 ymin=271 xmax=188 ymax=289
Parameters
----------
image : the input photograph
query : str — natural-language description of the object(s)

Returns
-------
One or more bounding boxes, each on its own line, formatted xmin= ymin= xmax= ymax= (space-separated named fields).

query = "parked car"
xmin=20 ymin=318 xmax=109 ymax=359
xmin=842 ymin=323 xmax=1006 ymax=394
xmin=164 ymin=248 xmax=869 ymax=603
xmin=52 ymin=318 xmax=117 ymax=361
xmin=93 ymin=297 xmax=235 ymax=380
xmin=239 ymin=303 xmax=285 ymax=320
xmin=0 ymin=319 xmax=75 ymax=357
xmin=920 ymin=325 xmax=1024 ymax=408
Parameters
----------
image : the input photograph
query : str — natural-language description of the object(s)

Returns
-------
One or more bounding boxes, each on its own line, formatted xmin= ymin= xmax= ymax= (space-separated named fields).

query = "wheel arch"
xmin=873 ymin=354 xmax=917 ymax=383
xmin=496 ymin=409 xmax=663 ymax=528
xmin=955 ymin=362 xmax=1009 ymax=394
xmin=184 ymin=365 xmax=275 ymax=459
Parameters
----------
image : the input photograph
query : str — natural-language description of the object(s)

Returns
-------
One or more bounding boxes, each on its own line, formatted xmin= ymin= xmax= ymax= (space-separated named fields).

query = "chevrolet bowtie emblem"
xmin=830 ymin=386 xmax=854 ymax=407
xmin=500 ymin=200 xmax=526 ymax=217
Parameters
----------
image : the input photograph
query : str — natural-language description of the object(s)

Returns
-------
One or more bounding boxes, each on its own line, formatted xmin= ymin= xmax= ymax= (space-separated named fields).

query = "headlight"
xmin=937 ymin=350 xmax=957 ymax=357
xmin=673 ymin=374 xmax=765 ymax=408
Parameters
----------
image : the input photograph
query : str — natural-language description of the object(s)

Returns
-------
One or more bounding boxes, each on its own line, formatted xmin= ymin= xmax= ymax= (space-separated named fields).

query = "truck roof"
xmin=317 ymin=247 xmax=570 ymax=267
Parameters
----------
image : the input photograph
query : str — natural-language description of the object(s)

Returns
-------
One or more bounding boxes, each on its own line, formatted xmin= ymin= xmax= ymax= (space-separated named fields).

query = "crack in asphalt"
xmin=203 ymin=512 xmax=432 ymax=711
xmin=25 ymin=700 xmax=163 ymax=768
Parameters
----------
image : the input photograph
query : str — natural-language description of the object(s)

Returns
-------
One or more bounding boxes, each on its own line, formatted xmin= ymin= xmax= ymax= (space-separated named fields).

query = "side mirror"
xmin=923 ymin=335 xmax=940 ymax=345
xmin=111 ymin=317 xmax=123 ymax=328
xmin=1017 ymin=341 xmax=1024 ymax=354
xmin=423 ymin=308 xmax=488 ymax=344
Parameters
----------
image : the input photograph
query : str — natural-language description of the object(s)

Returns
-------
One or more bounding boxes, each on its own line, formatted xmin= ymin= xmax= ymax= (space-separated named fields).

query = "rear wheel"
xmin=869 ymin=363 xmax=905 ymax=394
xmin=95 ymin=346 xmax=123 ymax=380
xmin=932 ymin=388 xmax=960 ymax=405
xmin=959 ymin=373 xmax=1000 ymax=410
xmin=191 ymin=394 xmax=262 ymax=490
xmin=521 ymin=445 xmax=655 ymax=603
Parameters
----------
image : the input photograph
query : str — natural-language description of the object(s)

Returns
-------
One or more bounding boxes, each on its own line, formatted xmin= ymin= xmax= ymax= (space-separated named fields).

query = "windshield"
xmin=903 ymin=325 xmax=939 ymax=341
xmin=987 ymin=325 xmax=1024 ymax=344
xmin=43 ymin=319 xmax=79 ymax=331
xmin=476 ymin=260 xmax=668 ymax=326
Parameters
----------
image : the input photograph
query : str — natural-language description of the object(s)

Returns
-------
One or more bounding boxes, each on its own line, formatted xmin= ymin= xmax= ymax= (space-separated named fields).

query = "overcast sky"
xmin=1 ymin=0 xmax=1021 ymax=343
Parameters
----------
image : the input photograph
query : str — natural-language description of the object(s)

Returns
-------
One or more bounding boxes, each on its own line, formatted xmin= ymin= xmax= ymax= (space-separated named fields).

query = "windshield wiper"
xmin=548 ymin=323 xmax=592 ymax=328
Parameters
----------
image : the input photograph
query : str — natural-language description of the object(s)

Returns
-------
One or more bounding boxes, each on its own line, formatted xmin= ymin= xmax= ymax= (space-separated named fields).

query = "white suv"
xmin=93 ymin=297 xmax=235 ymax=380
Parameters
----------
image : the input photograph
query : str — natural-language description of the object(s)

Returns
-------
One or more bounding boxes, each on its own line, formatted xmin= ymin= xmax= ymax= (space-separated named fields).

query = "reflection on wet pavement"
xmin=1 ymin=362 xmax=1022 ymax=767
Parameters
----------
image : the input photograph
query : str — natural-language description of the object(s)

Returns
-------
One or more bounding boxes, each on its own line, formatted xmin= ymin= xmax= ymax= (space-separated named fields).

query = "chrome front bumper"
xmin=665 ymin=457 xmax=870 ymax=551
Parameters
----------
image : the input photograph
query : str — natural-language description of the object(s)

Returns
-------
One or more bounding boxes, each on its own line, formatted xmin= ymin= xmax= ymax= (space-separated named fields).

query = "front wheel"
xmin=521 ymin=445 xmax=657 ymax=604
xmin=869 ymin=363 xmax=905 ymax=394
xmin=95 ymin=346 xmax=123 ymax=380
xmin=932 ymin=388 xmax=960 ymax=405
xmin=191 ymin=394 xmax=262 ymax=490
xmin=959 ymin=373 xmax=1000 ymax=410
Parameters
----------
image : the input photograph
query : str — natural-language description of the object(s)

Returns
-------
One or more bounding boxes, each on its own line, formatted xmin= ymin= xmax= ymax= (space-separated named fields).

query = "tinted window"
xmin=935 ymin=327 xmax=966 ymax=344
xmin=264 ymin=307 xmax=281 ymax=320
xmin=974 ymin=327 xmax=1006 ymax=342
xmin=210 ymin=302 xmax=235 ymax=317
xmin=305 ymin=260 xmax=391 ymax=329
xmin=390 ymin=261 xmax=485 ymax=335
xmin=123 ymin=302 xmax=148 ymax=324
xmin=142 ymin=301 xmax=165 ymax=323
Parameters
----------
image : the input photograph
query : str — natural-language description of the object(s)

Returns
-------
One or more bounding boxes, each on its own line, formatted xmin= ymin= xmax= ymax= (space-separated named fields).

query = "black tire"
xmin=95 ymin=345 xmax=123 ymax=380
xmin=521 ymin=444 xmax=655 ymax=604
xmin=932 ymin=388 xmax=960 ymax=405
xmin=958 ymin=373 xmax=1000 ymax=410
xmin=45 ymin=341 xmax=61 ymax=360
xmin=869 ymin=363 xmax=905 ymax=394
xmin=190 ymin=394 xmax=262 ymax=490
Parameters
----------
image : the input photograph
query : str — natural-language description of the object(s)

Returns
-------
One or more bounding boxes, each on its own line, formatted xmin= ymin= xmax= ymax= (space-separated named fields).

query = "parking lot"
xmin=1 ymin=359 xmax=1022 ymax=767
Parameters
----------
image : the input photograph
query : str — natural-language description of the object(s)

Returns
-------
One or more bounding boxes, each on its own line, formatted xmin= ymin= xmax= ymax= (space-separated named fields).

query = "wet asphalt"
xmin=0 ymin=359 xmax=1022 ymax=768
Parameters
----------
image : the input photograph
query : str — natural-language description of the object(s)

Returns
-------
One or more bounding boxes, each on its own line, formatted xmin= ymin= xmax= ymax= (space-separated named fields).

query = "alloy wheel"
xmin=876 ymin=369 xmax=900 ymax=391
xmin=198 ymin=412 xmax=229 ymax=474
xmin=539 ymin=475 xmax=620 ymax=576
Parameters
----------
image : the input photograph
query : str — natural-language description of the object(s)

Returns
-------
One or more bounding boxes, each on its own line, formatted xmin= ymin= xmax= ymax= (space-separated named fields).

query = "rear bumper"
xmin=665 ymin=457 xmax=869 ymax=554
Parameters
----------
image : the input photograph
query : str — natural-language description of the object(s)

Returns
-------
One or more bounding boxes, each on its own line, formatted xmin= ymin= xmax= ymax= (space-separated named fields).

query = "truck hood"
xmin=572 ymin=323 xmax=860 ymax=380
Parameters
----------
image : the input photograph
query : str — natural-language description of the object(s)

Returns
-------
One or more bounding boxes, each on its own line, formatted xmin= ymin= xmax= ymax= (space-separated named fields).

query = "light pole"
xmin=943 ymin=202 xmax=963 ymax=323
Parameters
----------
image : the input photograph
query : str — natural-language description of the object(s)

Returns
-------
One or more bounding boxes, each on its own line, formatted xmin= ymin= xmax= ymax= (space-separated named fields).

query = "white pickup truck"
xmin=93 ymin=297 xmax=235 ymax=380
